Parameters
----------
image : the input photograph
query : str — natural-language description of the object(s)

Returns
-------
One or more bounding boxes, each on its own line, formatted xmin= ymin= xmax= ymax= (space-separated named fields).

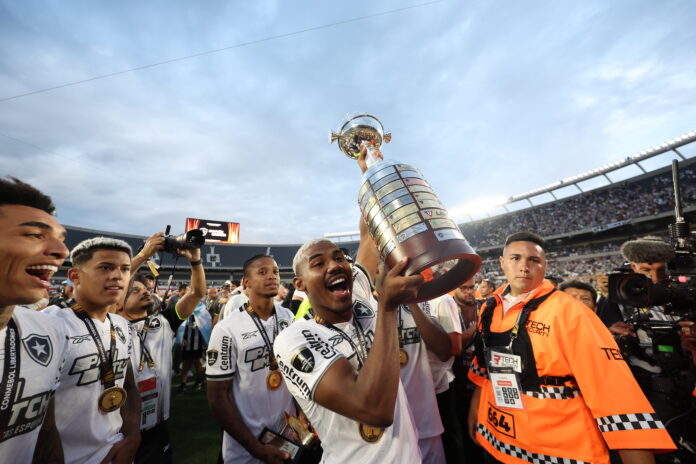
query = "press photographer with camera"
xmin=123 ymin=229 xmax=207 ymax=463
xmin=131 ymin=230 xmax=210 ymax=393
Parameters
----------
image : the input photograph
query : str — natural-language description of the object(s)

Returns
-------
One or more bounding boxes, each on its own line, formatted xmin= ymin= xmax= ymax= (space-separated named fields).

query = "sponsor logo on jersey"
xmin=115 ymin=326 xmax=127 ymax=344
xmin=526 ymin=320 xmax=551 ymax=337
xmin=220 ymin=336 xmax=231 ymax=371
xmin=291 ymin=348 xmax=315 ymax=373
xmin=22 ymin=334 xmax=53 ymax=367
xmin=279 ymin=319 xmax=289 ymax=331
xmin=244 ymin=345 xmax=271 ymax=372
xmin=68 ymin=348 xmax=130 ymax=386
xmin=402 ymin=327 xmax=421 ymax=346
xmin=301 ymin=330 xmax=337 ymax=360
xmin=0 ymin=379 xmax=52 ymax=443
xmin=207 ymin=349 xmax=219 ymax=366
xmin=70 ymin=335 xmax=91 ymax=344
xmin=328 ymin=334 xmax=344 ymax=348
xmin=241 ymin=331 xmax=258 ymax=340
xmin=277 ymin=358 xmax=311 ymax=398
xmin=353 ymin=302 xmax=374 ymax=319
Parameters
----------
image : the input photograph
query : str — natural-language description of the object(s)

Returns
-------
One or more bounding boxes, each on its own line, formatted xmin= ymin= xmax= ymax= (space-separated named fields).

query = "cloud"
xmin=2 ymin=0 xmax=696 ymax=243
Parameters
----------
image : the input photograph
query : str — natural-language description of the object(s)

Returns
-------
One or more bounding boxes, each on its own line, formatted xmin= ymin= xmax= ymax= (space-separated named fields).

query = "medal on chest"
xmin=98 ymin=385 xmax=128 ymax=413
xmin=358 ymin=423 xmax=384 ymax=443
xmin=399 ymin=349 xmax=409 ymax=367
xmin=266 ymin=369 xmax=283 ymax=390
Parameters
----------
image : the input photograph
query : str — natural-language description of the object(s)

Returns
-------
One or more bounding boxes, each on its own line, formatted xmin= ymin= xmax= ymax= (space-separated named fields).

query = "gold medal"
xmin=358 ymin=423 xmax=384 ymax=443
xmin=399 ymin=349 xmax=409 ymax=367
xmin=98 ymin=386 xmax=127 ymax=413
xmin=267 ymin=370 xmax=283 ymax=390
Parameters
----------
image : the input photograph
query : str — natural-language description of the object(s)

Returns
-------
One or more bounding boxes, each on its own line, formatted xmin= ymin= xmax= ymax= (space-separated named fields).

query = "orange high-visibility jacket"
xmin=468 ymin=280 xmax=675 ymax=464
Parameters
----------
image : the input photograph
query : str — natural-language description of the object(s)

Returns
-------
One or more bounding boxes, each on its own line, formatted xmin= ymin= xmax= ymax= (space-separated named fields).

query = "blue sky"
xmin=2 ymin=0 xmax=696 ymax=243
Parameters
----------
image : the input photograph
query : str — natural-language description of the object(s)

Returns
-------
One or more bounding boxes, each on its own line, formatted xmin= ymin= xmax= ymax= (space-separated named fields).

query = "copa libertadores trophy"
xmin=330 ymin=113 xmax=482 ymax=302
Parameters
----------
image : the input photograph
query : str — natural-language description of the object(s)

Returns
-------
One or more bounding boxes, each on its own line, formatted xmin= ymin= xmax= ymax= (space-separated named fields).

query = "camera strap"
xmin=136 ymin=316 xmax=157 ymax=373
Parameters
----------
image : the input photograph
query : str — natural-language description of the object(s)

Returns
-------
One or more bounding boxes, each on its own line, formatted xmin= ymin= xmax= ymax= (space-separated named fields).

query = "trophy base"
xmin=385 ymin=235 xmax=482 ymax=303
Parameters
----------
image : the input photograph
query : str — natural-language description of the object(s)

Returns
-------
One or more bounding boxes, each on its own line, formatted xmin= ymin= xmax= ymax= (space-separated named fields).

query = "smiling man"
xmin=272 ymin=235 xmax=424 ymax=463
xmin=44 ymin=237 xmax=141 ymax=464
xmin=0 ymin=177 xmax=70 ymax=463
xmin=206 ymin=254 xmax=296 ymax=464
xmin=467 ymin=232 xmax=675 ymax=464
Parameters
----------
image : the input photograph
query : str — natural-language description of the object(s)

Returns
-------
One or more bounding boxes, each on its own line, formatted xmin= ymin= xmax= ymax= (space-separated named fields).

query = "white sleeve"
xmin=206 ymin=324 xmax=237 ymax=381
xmin=274 ymin=325 xmax=343 ymax=401
xmin=351 ymin=264 xmax=374 ymax=304
xmin=434 ymin=296 xmax=462 ymax=334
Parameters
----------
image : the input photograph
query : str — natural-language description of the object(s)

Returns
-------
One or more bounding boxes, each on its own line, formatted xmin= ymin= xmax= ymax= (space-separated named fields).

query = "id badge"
xmin=486 ymin=349 xmax=524 ymax=410
xmin=138 ymin=376 xmax=159 ymax=429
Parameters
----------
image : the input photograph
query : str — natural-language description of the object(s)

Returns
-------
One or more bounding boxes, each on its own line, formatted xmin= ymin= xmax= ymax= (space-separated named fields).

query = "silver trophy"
xmin=331 ymin=113 xmax=481 ymax=302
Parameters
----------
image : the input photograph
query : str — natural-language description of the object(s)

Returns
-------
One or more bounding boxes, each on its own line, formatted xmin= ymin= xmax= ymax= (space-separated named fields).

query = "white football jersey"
xmin=397 ymin=304 xmax=444 ymax=439
xmin=206 ymin=302 xmax=295 ymax=464
xmin=128 ymin=314 xmax=173 ymax=431
xmin=420 ymin=295 xmax=461 ymax=393
xmin=220 ymin=293 xmax=249 ymax=321
xmin=44 ymin=306 xmax=133 ymax=464
xmin=0 ymin=307 xmax=68 ymax=463
xmin=273 ymin=267 xmax=421 ymax=464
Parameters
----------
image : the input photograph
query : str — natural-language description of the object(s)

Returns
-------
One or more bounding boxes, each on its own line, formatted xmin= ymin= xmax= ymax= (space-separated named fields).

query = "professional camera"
xmin=162 ymin=225 xmax=205 ymax=254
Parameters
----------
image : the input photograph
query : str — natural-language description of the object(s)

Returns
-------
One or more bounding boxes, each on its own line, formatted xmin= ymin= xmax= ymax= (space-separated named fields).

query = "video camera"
xmin=608 ymin=159 xmax=696 ymax=319
xmin=162 ymin=224 xmax=205 ymax=254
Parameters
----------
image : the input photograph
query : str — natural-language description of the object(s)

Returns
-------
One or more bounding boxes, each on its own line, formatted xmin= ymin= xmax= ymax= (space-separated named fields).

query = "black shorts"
xmin=181 ymin=348 xmax=204 ymax=360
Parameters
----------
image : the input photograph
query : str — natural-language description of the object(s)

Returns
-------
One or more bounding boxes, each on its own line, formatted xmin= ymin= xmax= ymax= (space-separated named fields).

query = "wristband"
xmin=135 ymin=252 xmax=146 ymax=260
xmin=190 ymin=259 xmax=202 ymax=267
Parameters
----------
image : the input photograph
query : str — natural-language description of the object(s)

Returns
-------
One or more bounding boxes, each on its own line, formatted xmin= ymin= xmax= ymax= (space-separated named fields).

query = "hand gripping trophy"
xmin=331 ymin=113 xmax=481 ymax=302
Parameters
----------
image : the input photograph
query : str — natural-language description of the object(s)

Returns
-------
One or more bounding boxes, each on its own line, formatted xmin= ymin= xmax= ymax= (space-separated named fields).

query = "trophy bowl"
xmin=332 ymin=113 xmax=481 ymax=302
xmin=330 ymin=114 xmax=391 ymax=160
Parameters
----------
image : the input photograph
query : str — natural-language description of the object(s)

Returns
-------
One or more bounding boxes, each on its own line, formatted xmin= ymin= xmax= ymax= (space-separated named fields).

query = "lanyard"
xmin=72 ymin=306 xmax=118 ymax=389
xmin=481 ymin=297 xmax=528 ymax=353
xmin=315 ymin=308 xmax=369 ymax=368
xmin=245 ymin=306 xmax=279 ymax=370
xmin=0 ymin=319 xmax=20 ymax=431
xmin=136 ymin=316 xmax=156 ymax=372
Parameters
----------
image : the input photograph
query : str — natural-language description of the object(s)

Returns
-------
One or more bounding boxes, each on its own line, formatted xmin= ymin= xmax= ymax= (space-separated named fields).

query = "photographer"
xmin=123 ymin=230 xmax=206 ymax=463
xmin=606 ymin=237 xmax=696 ymax=461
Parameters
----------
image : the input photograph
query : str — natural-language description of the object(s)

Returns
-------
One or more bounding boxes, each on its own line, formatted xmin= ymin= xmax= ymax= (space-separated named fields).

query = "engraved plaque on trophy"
xmin=331 ymin=113 xmax=482 ymax=302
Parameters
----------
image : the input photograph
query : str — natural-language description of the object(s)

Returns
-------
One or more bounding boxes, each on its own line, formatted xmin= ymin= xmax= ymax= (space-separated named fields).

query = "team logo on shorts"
xmin=115 ymin=326 xmax=126 ymax=344
xmin=22 ymin=334 xmax=53 ymax=366
xmin=291 ymin=347 xmax=315 ymax=373
xmin=207 ymin=349 xmax=219 ymax=366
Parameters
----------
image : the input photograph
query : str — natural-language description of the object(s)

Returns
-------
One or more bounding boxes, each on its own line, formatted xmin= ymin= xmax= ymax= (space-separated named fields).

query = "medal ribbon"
xmin=72 ymin=306 xmax=118 ymax=388
xmin=245 ymin=305 xmax=279 ymax=371
xmin=397 ymin=305 xmax=405 ymax=348
xmin=0 ymin=319 xmax=20 ymax=434
xmin=315 ymin=308 xmax=369 ymax=368
xmin=136 ymin=316 xmax=156 ymax=372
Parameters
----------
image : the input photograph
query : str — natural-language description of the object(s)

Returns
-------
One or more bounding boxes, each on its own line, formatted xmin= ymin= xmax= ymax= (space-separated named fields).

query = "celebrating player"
xmin=45 ymin=237 xmax=141 ymax=464
xmin=206 ymin=254 xmax=296 ymax=464
xmin=0 ymin=177 xmax=70 ymax=463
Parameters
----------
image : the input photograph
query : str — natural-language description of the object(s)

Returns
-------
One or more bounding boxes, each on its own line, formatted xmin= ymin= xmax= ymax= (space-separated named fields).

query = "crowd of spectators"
xmin=461 ymin=168 xmax=696 ymax=248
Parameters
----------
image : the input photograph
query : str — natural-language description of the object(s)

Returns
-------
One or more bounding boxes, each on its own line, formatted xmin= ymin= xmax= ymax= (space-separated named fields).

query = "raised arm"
xmin=314 ymin=259 xmax=423 ymax=426
xmin=174 ymin=248 xmax=206 ymax=319
xmin=130 ymin=232 xmax=165 ymax=277
xmin=408 ymin=303 xmax=452 ymax=362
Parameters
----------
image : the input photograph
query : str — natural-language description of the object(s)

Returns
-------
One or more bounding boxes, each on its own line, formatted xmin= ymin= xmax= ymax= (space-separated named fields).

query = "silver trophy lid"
xmin=330 ymin=113 xmax=392 ymax=159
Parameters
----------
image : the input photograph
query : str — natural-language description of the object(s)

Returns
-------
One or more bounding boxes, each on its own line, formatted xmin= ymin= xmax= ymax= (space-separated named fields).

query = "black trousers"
xmin=437 ymin=382 xmax=464 ymax=463
xmin=135 ymin=421 xmax=173 ymax=464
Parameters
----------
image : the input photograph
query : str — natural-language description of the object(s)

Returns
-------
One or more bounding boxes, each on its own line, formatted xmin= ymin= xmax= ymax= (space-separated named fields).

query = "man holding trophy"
xmin=273 ymin=114 xmax=481 ymax=463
